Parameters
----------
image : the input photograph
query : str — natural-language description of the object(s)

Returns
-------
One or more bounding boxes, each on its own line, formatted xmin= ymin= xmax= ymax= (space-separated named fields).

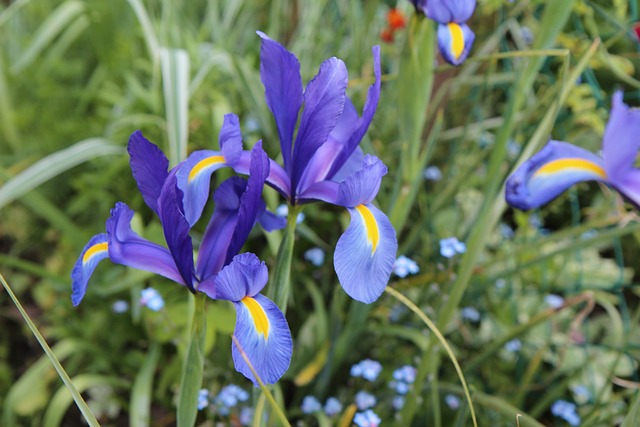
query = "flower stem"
xmin=268 ymin=205 xmax=301 ymax=313
xmin=177 ymin=292 xmax=206 ymax=427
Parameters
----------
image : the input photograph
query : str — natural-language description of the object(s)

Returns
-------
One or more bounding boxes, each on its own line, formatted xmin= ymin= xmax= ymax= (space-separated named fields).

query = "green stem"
xmin=268 ymin=205 xmax=301 ymax=312
xmin=177 ymin=293 xmax=206 ymax=427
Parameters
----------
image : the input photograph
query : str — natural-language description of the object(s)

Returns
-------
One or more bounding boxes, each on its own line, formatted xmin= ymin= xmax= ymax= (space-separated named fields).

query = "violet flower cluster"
xmin=71 ymin=32 xmax=398 ymax=385
xmin=410 ymin=0 xmax=477 ymax=66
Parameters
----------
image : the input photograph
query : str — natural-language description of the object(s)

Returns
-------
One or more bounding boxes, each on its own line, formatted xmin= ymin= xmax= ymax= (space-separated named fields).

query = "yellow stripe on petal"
xmin=241 ymin=296 xmax=270 ymax=339
xmin=82 ymin=242 xmax=108 ymax=264
xmin=533 ymin=158 xmax=607 ymax=179
xmin=188 ymin=155 xmax=225 ymax=183
xmin=355 ymin=204 xmax=379 ymax=255
xmin=448 ymin=23 xmax=465 ymax=61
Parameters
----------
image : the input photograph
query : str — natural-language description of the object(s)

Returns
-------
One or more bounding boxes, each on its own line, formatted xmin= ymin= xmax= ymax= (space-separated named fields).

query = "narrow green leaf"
xmin=0 ymin=273 xmax=101 ymax=427
xmin=43 ymin=375 xmax=127 ymax=427
xmin=385 ymin=287 xmax=478 ymax=427
xmin=160 ymin=47 xmax=190 ymax=166
xmin=10 ymin=0 xmax=85 ymax=73
xmin=0 ymin=55 xmax=19 ymax=149
xmin=0 ymin=0 xmax=32 ymax=29
xmin=126 ymin=0 xmax=159 ymax=59
xmin=130 ymin=345 xmax=161 ymax=427
xmin=0 ymin=138 xmax=123 ymax=210
xmin=621 ymin=392 xmax=640 ymax=427
xmin=3 ymin=339 xmax=80 ymax=423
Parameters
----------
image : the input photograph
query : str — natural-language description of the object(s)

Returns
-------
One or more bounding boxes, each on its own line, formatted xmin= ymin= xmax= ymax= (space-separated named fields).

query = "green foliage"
xmin=3 ymin=0 xmax=640 ymax=426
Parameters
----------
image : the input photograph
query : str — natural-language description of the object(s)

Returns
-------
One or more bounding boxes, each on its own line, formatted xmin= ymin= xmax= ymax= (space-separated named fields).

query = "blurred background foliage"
xmin=3 ymin=0 xmax=640 ymax=426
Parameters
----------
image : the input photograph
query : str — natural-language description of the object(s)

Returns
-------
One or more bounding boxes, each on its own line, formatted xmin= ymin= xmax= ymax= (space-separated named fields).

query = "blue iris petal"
xmin=334 ymin=204 xmax=397 ymax=303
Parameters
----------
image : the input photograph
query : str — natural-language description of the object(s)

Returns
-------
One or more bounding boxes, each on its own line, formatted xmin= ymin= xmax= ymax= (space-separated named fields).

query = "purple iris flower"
xmin=410 ymin=0 xmax=476 ymax=66
xmin=506 ymin=92 xmax=640 ymax=211
xmin=71 ymin=132 xmax=292 ymax=384
xmin=175 ymin=33 xmax=397 ymax=304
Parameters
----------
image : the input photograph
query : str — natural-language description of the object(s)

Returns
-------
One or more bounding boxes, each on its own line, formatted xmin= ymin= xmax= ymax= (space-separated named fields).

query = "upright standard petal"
xmin=291 ymin=57 xmax=348 ymax=191
xmin=218 ymin=113 xmax=243 ymax=166
xmin=225 ymin=142 xmax=269 ymax=264
xmin=128 ymin=131 xmax=169 ymax=215
xmin=505 ymin=141 xmax=607 ymax=210
xmin=437 ymin=22 xmax=475 ymax=66
xmin=334 ymin=204 xmax=397 ymax=303
xmin=214 ymin=253 xmax=269 ymax=301
xmin=335 ymin=155 xmax=388 ymax=207
xmin=196 ymin=178 xmax=244 ymax=291
xmin=327 ymin=46 xmax=382 ymax=179
xmin=71 ymin=233 xmax=109 ymax=306
xmin=257 ymin=31 xmax=303 ymax=174
xmin=158 ymin=173 xmax=196 ymax=291
xmin=107 ymin=202 xmax=185 ymax=285
xmin=603 ymin=92 xmax=640 ymax=175
xmin=232 ymin=294 xmax=292 ymax=385
xmin=426 ymin=0 xmax=476 ymax=23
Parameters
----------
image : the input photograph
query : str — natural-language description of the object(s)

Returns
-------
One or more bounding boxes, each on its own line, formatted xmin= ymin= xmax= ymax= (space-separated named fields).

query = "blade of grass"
xmin=10 ymin=0 xmax=85 ymax=73
xmin=231 ymin=335 xmax=291 ymax=427
xmin=0 ymin=272 xmax=101 ymax=427
xmin=130 ymin=344 xmax=161 ymax=427
xmin=126 ymin=0 xmax=159 ymax=60
xmin=0 ymin=138 xmax=123 ymax=210
xmin=43 ymin=375 xmax=128 ymax=427
xmin=385 ymin=286 xmax=478 ymax=427
xmin=160 ymin=47 xmax=190 ymax=166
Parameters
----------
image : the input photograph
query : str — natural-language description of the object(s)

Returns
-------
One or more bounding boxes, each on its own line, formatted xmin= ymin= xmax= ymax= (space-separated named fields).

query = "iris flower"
xmin=506 ymin=92 xmax=640 ymax=210
xmin=176 ymin=33 xmax=397 ymax=303
xmin=411 ymin=0 xmax=476 ymax=66
xmin=71 ymin=132 xmax=292 ymax=384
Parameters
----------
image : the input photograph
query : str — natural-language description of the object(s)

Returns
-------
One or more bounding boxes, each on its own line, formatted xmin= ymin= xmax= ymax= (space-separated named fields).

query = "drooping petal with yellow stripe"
xmin=214 ymin=253 xmax=292 ymax=384
xmin=71 ymin=233 xmax=109 ymax=306
xmin=506 ymin=141 xmax=608 ymax=210
xmin=231 ymin=294 xmax=292 ymax=385
xmin=334 ymin=204 xmax=397 ymax=303
xmin=436 ymin=22 xmax=475 ymax=66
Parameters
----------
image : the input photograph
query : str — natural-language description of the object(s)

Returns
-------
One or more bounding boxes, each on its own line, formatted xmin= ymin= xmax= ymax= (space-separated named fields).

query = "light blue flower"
xmin=392 ymin=365 xmax=417 ymax=384
xmin=276 ymin=204 xmax=305 ymax=224
xmin=197 ymin=389 xmax=209 ymax=411
xmin=350 ymin=359 xmax=382 ymax=381
xmin=461 ymin=306 xmax=480 ymax=322
xmin=440 ymin=237 xmax=466 ymax=258
xmin=304 ymin=247 xmax=325 ymax=266
xmin=392 ymin=395 xmax=405 ymax=411
xmin=324 ymin=397 xmax=342 ymax=416
xmin=571 ymin=385 xmax=591 ymax=402
xmin=140 ymin=288 xmax=164 ymax=311
xmin=353 ymin=409 xmax=381 ymax=427
xmin=112 ymin=300 xmax=129 ymax=313
xmin=216 ymin=384 xmax=249 ymax=408
xmin=393 ymin=255 xmax=419 ymax=278
xmin=239 ymin=407 xmax=253 ymax=426
xmin=423 ymin=165 xmax=442 ymax=181
xmin=301 ymin=396 xmax=322 ymax=414
xmin=499 ymin=223 xmax=514 ymax=239
xmin=545 ymin=294 xmax=564 ymax=309
xmin=355 ymin=391 xmax=377 ymax=410
xmin=504 ymin=339 xmax=522 ymax=353
xmin=551 ymin=400 xmax=580 ymax=426
xmin=445 ymin=394 xmax=460 ymax=410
